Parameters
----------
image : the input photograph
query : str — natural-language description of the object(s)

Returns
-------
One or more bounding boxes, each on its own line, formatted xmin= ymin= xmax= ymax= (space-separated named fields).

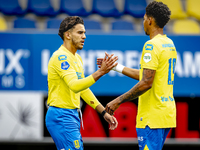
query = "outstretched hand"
xmin=98 ymin=52 xmax=118 ymax=74
xmin=97 ymin=52 xmax=117 ymax=69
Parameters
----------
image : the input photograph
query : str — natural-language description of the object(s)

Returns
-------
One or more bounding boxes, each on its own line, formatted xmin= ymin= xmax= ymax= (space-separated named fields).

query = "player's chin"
xmin=77 ymin=46 xmax=83 ymax=50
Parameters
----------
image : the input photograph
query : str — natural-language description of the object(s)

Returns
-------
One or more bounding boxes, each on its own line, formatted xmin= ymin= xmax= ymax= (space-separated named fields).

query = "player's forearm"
xmin=81 ymin=88 xmax=100 ymax=109
xmin=65 ymin=75 xmax=95 ymax=93
xmin=117 ymin=68 xmax=155 ymax=103
xmin=81 ymin=89 xmax=107 ymax=116
xmin=117 ymin=80 xmax=151 ymax=104
xmin=92 ymin=69 xmax=105 ymax=81
xmin=95 ymin=104 xmax=106 ymax=114
xmin=112 ymin=64 xmax=139 ymax=80
xmin=122 ymin=67 xmax=139 ymax=80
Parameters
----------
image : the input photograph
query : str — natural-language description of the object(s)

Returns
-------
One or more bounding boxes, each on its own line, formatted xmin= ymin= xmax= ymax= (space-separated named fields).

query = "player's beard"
xmin=143 ymin=24 xmax=150 ymax=36
xmin=72 ymin=38 xmax=83 ymax=50
xmin=144 ymin=28 xmax=150 ymax=36
xmin=145 ymin=31 xmax=149 ymax=36
xmin=144 ymin=27 xmax=149 ymax=36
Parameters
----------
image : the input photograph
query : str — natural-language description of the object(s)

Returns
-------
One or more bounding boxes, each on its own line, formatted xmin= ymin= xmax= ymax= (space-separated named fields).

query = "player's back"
xmin=137 ymin=34 xmax=177 ymax=128
xmin=153 ymin=35 xmax=177 ymax=97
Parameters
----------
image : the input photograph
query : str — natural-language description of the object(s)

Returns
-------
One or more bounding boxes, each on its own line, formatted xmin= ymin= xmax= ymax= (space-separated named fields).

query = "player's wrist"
xmin=112 ymin=63 xmax=125 ymax=73
xmin=97 ymin=69 xmax=106 ymax=76
xmin=101 ymin=110 xmax=107 ymax=117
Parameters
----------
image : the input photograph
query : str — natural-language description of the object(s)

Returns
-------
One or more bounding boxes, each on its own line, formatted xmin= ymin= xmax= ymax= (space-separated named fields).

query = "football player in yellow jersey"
xmin=98 ymin=1 xmax=177 ymax=150
xmin=45 ymin=16 xmax=118 ymax=150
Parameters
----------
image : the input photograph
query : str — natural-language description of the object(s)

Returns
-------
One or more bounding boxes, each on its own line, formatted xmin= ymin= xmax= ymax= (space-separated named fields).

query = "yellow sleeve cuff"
xmin=81 ymin=88 xmax=100 ymax=109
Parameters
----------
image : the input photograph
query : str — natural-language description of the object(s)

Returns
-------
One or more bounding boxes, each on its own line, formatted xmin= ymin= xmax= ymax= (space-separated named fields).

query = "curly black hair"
xmin=146 ymin=1 xmax=171 ymax=28
xmin=58 ymin=16 xmax=84 ymax=40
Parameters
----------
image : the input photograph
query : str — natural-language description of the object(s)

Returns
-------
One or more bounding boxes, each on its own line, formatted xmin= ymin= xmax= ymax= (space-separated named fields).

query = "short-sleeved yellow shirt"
xmin=136 ymin=34 xmax=177 ymax=128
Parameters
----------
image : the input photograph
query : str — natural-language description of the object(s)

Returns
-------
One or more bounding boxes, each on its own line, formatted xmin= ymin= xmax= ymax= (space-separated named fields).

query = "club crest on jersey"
xmin=61 ymin=61 xmax=70 ymax=70
xmin=143 ymin=53 xmax=152 ymax=63
xmin=145 ymin=44 xmax=153 ymax=50
xmin=58 ymin=55 xmax=67 ymax=61
xmin=73 ymin=140 xmax=80 ymax=149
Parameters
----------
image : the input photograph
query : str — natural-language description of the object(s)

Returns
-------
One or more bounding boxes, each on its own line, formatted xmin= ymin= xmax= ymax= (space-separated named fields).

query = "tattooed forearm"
xmin=119 ymin=82 xmax=149 ymax=104
xmin=118 ymin=69 xmax=156 ymax=104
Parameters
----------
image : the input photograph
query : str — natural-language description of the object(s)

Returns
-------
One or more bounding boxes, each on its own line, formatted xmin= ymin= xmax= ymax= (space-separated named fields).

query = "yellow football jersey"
xmin=136 ymin=34 xmax=177 ymax=128
xmin=47 ymin=45 xmax=100 ymax=109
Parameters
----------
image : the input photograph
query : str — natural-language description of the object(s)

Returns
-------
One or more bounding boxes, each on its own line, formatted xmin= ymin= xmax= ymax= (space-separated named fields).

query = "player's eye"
xmin=78 ymin=31 xmax=83 ymax=34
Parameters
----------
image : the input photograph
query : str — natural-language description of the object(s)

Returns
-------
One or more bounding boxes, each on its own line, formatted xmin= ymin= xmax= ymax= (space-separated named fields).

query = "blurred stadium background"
xmin=0 ymin=0 xmax=200 ymax=149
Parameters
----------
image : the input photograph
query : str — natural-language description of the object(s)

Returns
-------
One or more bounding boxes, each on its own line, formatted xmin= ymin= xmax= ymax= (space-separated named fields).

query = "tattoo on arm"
xmin=119 ymin=83 xmax=146 ymax=103
xmin=142 ymin=68 xmax=155 ymax=82
xmin=118 ymin=68 xmax=155 ymax=104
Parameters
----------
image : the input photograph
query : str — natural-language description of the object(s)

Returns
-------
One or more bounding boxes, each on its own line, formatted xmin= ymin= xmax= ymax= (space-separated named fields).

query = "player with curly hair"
xmin=98 ymin=1 xmax=177 ymax=149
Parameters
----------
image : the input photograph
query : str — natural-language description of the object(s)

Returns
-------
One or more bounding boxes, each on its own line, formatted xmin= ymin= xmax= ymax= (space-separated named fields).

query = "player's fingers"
xmin=105 ymin=52 xmax=114 ymax=58
xmin=107 ymin=107 xmax=114 ymax=116
xmin=112 ymin=116 xmax=118 ymax=129
xmin=107 ymin=57 xmax=118 ymax=67
xmin=107 ymin=62 xmax=118 ymax=70
xmin=105 ymin=105 xmax=109 ymax=113
xmin=109 ymin=117 xmax=117 ymax=130
xmin=107 ymin=56 xmax=118 ymax=66
xmin=105 ymin=52 xmax=109 ymax=57
xmin=110 ymin=110 xmax=114 ymax=116
xmin=109 ymin=123 xmax=115 ymax=130
xmin=109 ymin=119 xmax=115 ymax=130
xmin=97 ymin=61 xmax=102 ymax=64
xmin=105 ymin=105 xmax=112 ymax=115
xmin=103 ymin=53 xmax=107 ymax=61
xmin=111 ymin=56 xmax=118 ymax=62
xmin=97 ymin=62 xmax=102 ymax=65
xmin=106 ymin=53 xmax=114 ymax=61
xmin=97 ymin=58 xmax=103 ymax=62
xmin=97 ymin=60 xmax=103 ymax=64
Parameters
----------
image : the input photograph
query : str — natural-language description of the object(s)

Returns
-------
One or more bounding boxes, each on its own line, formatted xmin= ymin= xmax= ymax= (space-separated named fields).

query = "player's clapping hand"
xmin=98 ymin=52 xmax=118 ymax=74
xmin=97 ymin=58 xmax=103 ymax=68
xmin=97 ymin=52 xmax=110 ymax=68
xmin=103 ymin=113 xmax=118 ymax=130
xmin=105 ymin=99 xmax=120 ymax=116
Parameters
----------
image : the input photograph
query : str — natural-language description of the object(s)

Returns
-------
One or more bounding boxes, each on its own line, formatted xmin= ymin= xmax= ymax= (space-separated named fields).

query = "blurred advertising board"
xmin=0 ymin=32 xmax=199 ymax=97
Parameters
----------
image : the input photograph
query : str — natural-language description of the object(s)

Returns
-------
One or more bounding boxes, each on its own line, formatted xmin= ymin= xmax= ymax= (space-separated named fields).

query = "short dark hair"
xmin=58 ymin=16 xmax=84 ymax=40
xmin=146 ymin=1 xmax=171 ymax=28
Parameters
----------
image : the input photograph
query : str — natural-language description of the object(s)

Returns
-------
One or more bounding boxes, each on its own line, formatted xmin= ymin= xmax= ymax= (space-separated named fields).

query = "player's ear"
xmin=148 ymin=17 xmax=154 ymax=26
xmin=64 ymin=31 xmax=71 ymax=40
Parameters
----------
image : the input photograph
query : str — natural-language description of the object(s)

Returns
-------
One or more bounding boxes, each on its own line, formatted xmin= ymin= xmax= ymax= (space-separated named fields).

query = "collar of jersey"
xmin=153 ymin=34 xmax=167 ymax=39
xmin=60 ymin=45 xmax=77 ymax=59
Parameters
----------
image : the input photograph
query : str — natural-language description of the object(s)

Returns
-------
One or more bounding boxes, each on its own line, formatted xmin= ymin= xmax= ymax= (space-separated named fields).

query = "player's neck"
xmin=149 ymin=27 xmax=164 ymax=39
xmin=63 ymin=41 xmax=77 ymax=55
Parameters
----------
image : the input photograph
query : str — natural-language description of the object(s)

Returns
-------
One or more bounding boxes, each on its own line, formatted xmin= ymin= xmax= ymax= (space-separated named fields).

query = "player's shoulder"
xmin=51 ymin=49 xmax=70 ymax=62
xmin=165 ymin=36 xmax=175 ymax=45
xmin=144 ymin=35 xmax=174 ymax=51
xmin=143 ymin=39 xmax=155 ymax=51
